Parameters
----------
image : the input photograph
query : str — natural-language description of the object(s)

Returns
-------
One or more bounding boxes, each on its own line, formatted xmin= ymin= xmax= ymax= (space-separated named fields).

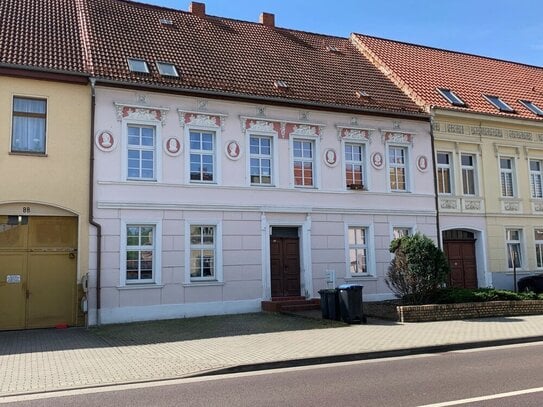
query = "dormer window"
xmin=437 ymin=88 xmax=466 ymax=107
xmin=156 ymin=62 xmax=179 ymax=77
xmin=484 ymin=95 xmax=515 ymax=113
xmin=519 ymin=100 xmax=543 ymax=116
xmin=127 ymin=58 xmax=149 ymax=73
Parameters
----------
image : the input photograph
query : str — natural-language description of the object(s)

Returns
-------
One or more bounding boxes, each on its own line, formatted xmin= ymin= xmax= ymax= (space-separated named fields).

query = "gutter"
xmin=89 ymin=78 xmax=102 ymax=325
xmin=429 ymin=113 xmax=441 ymax=249
xmin=92 ymin=78 xmax=430 ymax=122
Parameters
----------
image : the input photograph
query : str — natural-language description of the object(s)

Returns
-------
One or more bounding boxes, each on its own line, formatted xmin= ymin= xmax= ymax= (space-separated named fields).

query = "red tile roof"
xmin=0 ymin=0 xmax=86 ymax=72
xmin=352 ymin=34 xmax=543 ymax=121
xmin=80 ymin=0 xmax=423 ymax=116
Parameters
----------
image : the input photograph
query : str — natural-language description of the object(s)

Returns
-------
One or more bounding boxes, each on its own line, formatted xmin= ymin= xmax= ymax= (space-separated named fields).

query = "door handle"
xmin=26 ymin=289 xmax=30 ymax=299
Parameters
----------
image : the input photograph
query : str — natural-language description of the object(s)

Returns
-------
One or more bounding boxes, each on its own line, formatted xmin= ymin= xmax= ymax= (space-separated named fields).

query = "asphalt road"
xmin=2 ymin=342 xmax=543 ymax=406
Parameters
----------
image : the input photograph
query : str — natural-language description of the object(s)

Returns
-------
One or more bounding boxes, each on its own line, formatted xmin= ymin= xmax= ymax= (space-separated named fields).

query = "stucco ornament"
xmin=371 ymin=152 xmax=384 ymax=170
xmin=416 ymin=155 xmax=429 ymax=172
xmin=323 ymin=148 xmax=338 ymax=167
xmin=164 ymin=137 xmax=182 ymax=157
xmin=225 ymin=140 xmax=242 ymax=160
xmin=247 ymin=120 xmax=275 ymax=133
xmin=95 ymin=130 xmax=116 ymax=152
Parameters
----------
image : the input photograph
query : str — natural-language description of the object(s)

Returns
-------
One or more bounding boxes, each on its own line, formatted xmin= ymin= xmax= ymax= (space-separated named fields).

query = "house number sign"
xmin=6 ymin=275 xmax=21 ymax=284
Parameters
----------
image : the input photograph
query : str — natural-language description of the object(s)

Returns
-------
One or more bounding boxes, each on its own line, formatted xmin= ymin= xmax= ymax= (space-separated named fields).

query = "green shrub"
xmin=427 ymin=287 xmax=543 ymax=304
xmin=386 ymin=233 xmax=450 ymax=304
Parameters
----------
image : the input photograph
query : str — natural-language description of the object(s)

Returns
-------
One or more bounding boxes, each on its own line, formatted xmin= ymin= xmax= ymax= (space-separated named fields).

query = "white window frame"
xmin=156 ymin=61 xmax=179 ymax=77
xmin=247 ymin=132 xmax=277 ymax=187
xmin=392 ymin=226 xmax=413 ymax=240
xmin=11 ymin=95 xmax=48 ymax=154
xmin=122 ymin=118 xmax=162 ymax=182
xmin=127 ymin=58 xmax=149 ymax=73
xmin=184 ymin=220 xmax=223 ymax=284
xmin=436 ymin=151 xmax=453 ymax=195
xmin=344 ymin=224 xmax=375 ymax=277
xmin=535 ymin=229 xmax=543 ymax=269
xmin=529 ymin=159 xmax=543 ymax=199
xmin=484 ymin=95 xmax=515 ymax=113
xmin=386 ymin=144 xmax=411 ymax=192
xmin=499 ymin=156 xmax=516 ymax=197
xmin=290 ymin=136 xmax=319 ymax=188
xmin=505 ymin=228 xmax=523 ymax=270
xmin=120 ymin=220 xmax=162 ymax=286
xmin=185 ymin=124 xmax=222 ymax=185
xmin=343 ymin=141 xmax=368 ymax=190
xmin=460 ymin=153 xmax=477 ymax=196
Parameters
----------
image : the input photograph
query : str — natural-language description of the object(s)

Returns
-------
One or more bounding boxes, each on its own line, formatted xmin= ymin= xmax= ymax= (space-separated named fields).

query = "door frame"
xmin=260 ymin=214 xmax=312 ymax=300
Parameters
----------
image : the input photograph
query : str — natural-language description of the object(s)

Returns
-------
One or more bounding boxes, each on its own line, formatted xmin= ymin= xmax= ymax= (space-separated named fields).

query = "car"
xmin=517 ymin=274 xmax=543 ymax=293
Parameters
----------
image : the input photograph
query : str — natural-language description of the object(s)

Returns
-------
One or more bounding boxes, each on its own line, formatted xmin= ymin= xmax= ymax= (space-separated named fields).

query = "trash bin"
xmin=337 ymin=284 xmax=367 ymax=324
xmin=318 ymin=289 xmax=340 ymax=320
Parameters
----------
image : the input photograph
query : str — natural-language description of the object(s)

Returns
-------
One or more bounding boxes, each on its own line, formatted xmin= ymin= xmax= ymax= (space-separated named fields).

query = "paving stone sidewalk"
xmin=2 ymin=313 xmax=543 ymax=397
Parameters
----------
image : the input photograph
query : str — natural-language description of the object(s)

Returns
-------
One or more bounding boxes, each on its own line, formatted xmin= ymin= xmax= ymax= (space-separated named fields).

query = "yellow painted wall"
xmin=0 ymin=76 xmax=91 ymax=281
xmin=434 ymin=111 xmax=543 ymax=276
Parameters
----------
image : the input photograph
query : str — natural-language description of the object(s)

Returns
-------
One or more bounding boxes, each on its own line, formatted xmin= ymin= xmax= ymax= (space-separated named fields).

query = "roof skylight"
xmin=437 ymin=88 xmax=466 ymax=107
xmin=159 ymin=18 xmax=173 ymax=26
xmin=355 ymin=90 xmax=370 ymax=98
xmin=326 ymin=45 xmax=340 ymax=53
xmin=156 ymin=62 xmax=179 ymax=77
xmin=519 ymin=100 xmax=543 ymax=116
xmin=127 ymin=58 xmax=149 ymax=73
xmin=484 ymin=95 xmax=515 ymax=113
xmin=274 ymin=80 xmax=289 ymax=89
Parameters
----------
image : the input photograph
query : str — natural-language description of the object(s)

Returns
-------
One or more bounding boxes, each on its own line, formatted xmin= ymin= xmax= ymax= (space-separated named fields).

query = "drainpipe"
xmin=89 ymin=78 xmax=102 ymax=325
xmin=429 ymin=114 xmax=441 ymax=249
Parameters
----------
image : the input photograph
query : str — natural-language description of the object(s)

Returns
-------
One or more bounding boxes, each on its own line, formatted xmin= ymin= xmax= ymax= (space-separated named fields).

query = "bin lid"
xmin=318 ymin=289 xmax=337 ymax=293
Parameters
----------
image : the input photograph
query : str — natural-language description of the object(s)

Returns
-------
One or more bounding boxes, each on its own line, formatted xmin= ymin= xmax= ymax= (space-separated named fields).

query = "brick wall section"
xmin=397 ymin=301 xmax=543 ymax=322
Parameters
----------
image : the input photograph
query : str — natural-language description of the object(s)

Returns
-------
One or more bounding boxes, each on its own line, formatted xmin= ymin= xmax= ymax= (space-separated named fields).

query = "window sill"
xmin=9 ymin=151 xmax=47 ymax=157
xmin=183 ymin=281 xmax=224 ymax=287
xmin=118 ymin=284 xmax=164 ymax=290
xmin=345 ymin=276 xmax=378 ymax=282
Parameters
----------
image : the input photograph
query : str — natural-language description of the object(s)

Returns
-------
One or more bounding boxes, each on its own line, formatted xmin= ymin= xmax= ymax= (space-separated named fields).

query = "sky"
xmin=140 ymin=0 xmax=543 ymax=67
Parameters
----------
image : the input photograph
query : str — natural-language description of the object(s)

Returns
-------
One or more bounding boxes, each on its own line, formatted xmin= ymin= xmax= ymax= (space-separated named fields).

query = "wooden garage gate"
xmin=0 ymin=215 xmax=78 ymax=330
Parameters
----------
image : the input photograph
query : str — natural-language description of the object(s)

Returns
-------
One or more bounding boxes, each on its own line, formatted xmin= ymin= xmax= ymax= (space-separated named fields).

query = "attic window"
xmin=274 ymin=80 xmax=289 ymax=89
xmin=437 ymin=88 xmax=466 ymax=107
xmin=326 ymin=45 xmax=340 ymax=53
xmin=127 ymin=58 xmax=149 ymax=73
xmin=519 ymin=100 xmax=543 ymax=116
xmin=159 ymin=18 xmax=173 ymax=25
xmin=355 ymin=90 xmax=370 ymax=98
xmin=156 ymin=62 xmax=179 ymax=77
xmin=484 ymin=95 xmax=515 ymax=113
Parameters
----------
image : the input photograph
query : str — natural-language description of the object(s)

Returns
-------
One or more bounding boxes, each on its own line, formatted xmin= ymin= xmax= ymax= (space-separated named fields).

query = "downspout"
xmin=89 ymin=77 xmax=102 ymax=325
xmin=429 ymin=113 xmax=441 ymax=249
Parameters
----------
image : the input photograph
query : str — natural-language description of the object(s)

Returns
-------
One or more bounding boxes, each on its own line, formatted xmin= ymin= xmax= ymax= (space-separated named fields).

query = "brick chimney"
xmin=189 ymin=2 xmax=206 ymax=17
xmin=260 ymin=12 xmax=275 ymax=27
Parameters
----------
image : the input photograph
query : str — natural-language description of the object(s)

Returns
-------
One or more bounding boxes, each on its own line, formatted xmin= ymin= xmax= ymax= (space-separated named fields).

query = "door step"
xmin=261 ymin=298 xmax=320 ymax=313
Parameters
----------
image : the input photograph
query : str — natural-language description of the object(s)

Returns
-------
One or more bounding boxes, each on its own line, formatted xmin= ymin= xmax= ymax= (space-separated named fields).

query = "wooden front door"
xmin=444 ymin=239 xmax=478 ymax=289
xmin=270 ymin=237 xmax=301 ymax=297
xmin=0 ymin=216 xmax=78 ymax=330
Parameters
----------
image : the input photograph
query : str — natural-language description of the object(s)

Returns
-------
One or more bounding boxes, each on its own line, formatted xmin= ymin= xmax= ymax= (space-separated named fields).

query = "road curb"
xmin=190 ymin=335 xmax=543 ymax=377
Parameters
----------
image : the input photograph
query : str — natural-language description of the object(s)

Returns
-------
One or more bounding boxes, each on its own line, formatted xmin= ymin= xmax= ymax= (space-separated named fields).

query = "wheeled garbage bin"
xmin=318 ymin=289 xmax=340 ymax=320
xmin=337 ymin=284 xmax=367 ymax=324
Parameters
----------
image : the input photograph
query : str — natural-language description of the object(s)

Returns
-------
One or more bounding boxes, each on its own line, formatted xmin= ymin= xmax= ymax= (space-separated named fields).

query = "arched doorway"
xmin=443 ymin=229 xmax=478 ymax=289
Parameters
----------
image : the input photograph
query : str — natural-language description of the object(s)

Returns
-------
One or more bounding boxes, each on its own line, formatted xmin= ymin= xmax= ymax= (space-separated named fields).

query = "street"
xmin=2 ymin=342 xmax=543 ymax=406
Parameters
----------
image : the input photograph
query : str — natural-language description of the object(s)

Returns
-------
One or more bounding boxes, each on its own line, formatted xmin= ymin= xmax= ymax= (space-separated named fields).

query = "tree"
xmin=386 ymin=233 xmax=450 ymax=304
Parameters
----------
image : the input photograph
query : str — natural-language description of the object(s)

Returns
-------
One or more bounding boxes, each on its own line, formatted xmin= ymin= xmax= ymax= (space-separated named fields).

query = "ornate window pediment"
xmin=114 ymin=103 xmax=169 ymax=126
xmin=178 ymin=109 xmax=227 ymax=130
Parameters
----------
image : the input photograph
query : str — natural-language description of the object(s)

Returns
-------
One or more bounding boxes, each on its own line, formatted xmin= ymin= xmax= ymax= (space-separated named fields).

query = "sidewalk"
xmin=2 ymin=313 xmax=543 ymax=397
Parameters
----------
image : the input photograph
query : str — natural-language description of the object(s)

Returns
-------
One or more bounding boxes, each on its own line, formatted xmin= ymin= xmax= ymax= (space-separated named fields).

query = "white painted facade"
xmin=88 ymin=86 xmax=436 ymax=325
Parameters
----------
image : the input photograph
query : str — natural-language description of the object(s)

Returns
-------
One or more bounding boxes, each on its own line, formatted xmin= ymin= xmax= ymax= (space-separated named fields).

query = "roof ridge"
xmin=354 ymin=33 xmax=543 ymax=71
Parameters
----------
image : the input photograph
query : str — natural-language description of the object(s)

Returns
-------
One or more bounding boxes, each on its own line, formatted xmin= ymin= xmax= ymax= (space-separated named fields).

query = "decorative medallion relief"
xmin=164 ymin=137 xmax=182 ymax=156
xmin=225 ymin=140 xmax=241 ymax=160
xmin=533 ymin=202 xmax=543 ymax=212
xmin=464 ymin=199 xmax=481 ymax=211
xmin=114 ymin=103 xmax=169 ymax=126
xmin=503 ymin=201 xmax=520 ymax=212
xmin=440 ymin=198 xmax=458 ymax=210
xmin=95 ymin=130 xmax=116 ymax=152
xmin=323 ymin=148 xmax=338 ymax=167
xmin=416 ymin=155 xmax=429 ymax=172
xmin=371 ymin=152 xmax=384 ymax=170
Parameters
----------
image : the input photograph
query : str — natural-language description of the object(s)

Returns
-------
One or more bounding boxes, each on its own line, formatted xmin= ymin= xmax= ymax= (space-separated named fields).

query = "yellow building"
xmin=353 ymin=34 xmax=543 ymax=289
xmin=0 ymin=0 xmax=91 ymax=329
